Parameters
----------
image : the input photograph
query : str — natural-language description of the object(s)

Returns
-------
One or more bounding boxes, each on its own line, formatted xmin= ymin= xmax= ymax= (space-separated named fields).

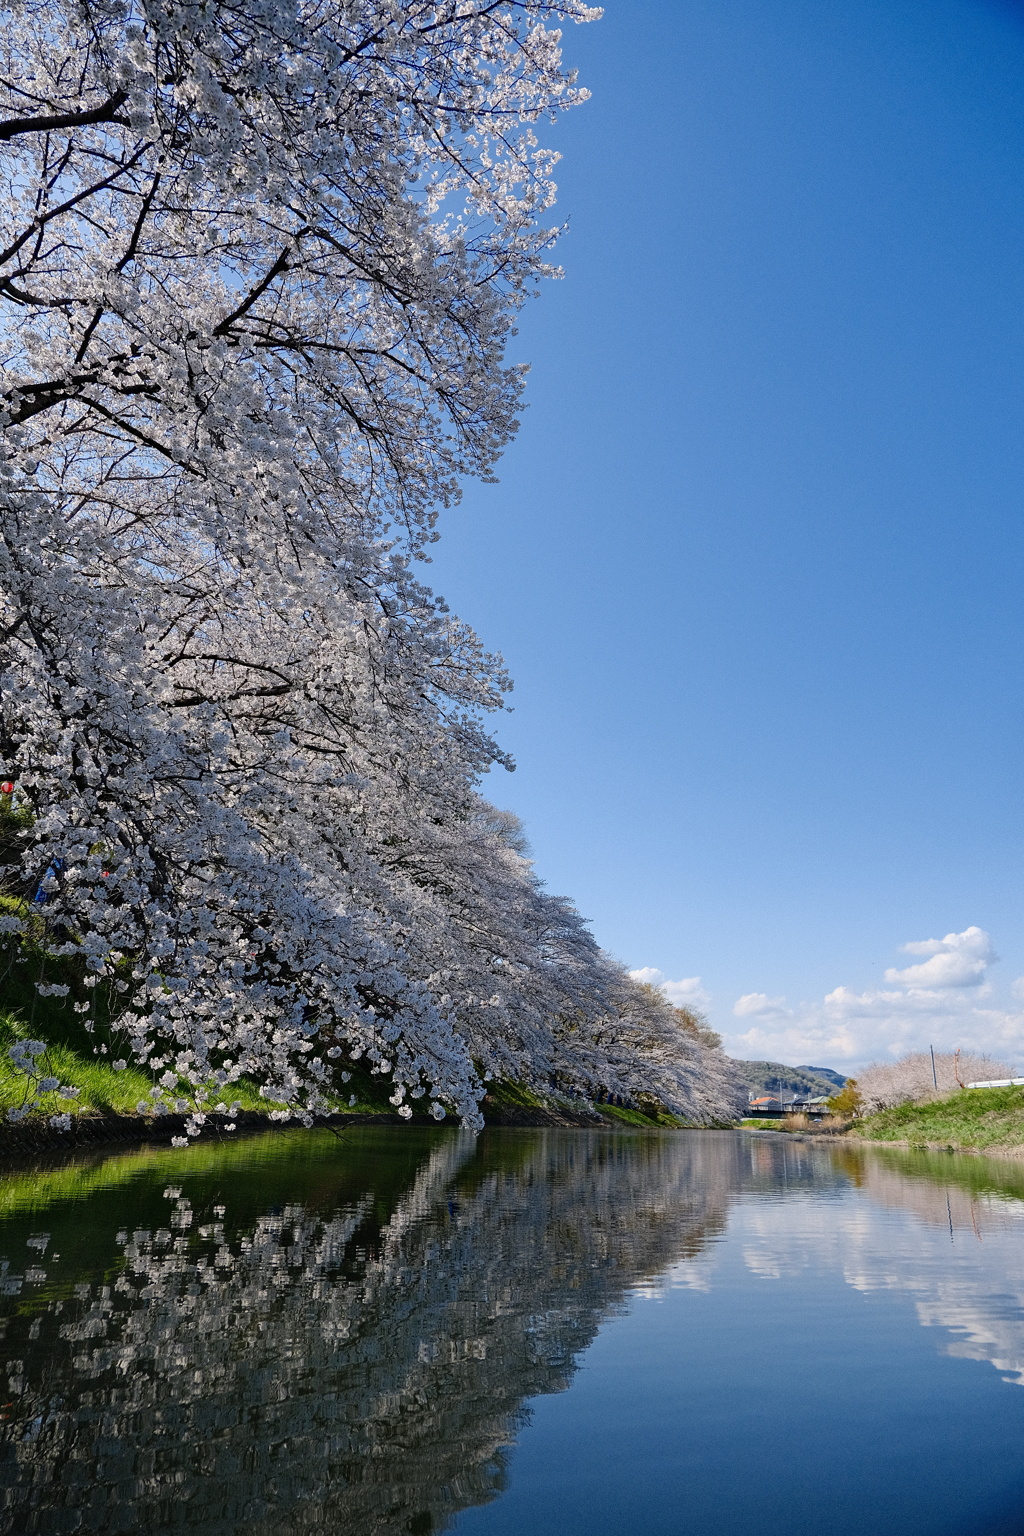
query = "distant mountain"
xmin=729 ymin=1060 xmax=847 ymax=1100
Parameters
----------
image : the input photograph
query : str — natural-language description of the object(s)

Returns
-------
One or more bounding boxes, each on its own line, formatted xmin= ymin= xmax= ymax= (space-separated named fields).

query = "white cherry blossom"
xmin=0 ymin=0 xmax=737 ymax=1129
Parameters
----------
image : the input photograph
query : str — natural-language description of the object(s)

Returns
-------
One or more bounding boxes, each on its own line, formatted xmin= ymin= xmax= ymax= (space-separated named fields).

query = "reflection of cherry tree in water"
xmin=0 ymin=1131 xmax=737 ymax=1535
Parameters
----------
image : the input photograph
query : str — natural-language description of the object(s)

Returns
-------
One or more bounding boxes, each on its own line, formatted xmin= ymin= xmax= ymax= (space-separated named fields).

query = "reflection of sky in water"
xmin=454 ymin=1141 xmax=1024 ymax=1536
xmin=3 ymin=1130 xmax=1024 ymax=1536
xmin=737 ymin=1162 xmax=1024 ymax=1385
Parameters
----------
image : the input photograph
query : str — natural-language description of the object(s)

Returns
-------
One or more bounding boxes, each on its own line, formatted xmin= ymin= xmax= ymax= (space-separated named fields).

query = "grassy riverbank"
xmin=0 ymin=1009 xmax=679 ymax=1141
xmin=0 ymin=1008 xmax=395 ymax=1122
xmin=852 ymin=1085 xmax=1024 ymax=1152
xmin=741 ymin=1089 xmax=1024 ymax=1153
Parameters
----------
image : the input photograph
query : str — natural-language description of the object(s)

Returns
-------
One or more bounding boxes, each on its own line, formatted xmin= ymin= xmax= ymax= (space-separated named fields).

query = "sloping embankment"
xmin=850 ymin=1085 xmax=1024 ymax=1155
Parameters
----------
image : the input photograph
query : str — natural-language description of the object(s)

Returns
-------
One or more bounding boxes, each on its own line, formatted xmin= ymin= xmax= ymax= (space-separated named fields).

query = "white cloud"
xmin=733 ymin=992 xmax=790 ymax=1019
xmin=729 ymin=1016 xmax=864 ymax=1066
xmin=629 ymin=967 xmax=711 ymax=1011
xmin=883 ymin=926 xmax=995 ymax=990
xmin=721 ymin=926 xmax=1024 ymax=1070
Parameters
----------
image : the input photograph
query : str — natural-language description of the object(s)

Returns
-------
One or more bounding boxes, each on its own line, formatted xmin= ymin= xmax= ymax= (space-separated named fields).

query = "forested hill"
xmin=730 ymin=1060 xmax=847 ymax=1099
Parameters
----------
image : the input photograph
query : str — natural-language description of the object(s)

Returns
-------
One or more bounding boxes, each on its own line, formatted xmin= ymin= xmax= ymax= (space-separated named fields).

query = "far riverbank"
xmin=743 ymin=1083 xmax=1024 ymax=1158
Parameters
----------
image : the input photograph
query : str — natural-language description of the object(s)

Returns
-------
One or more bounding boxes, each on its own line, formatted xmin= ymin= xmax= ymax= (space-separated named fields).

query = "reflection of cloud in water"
xmin=663 ymin=1257 xmax=716 ymax=1293
xmin=738 ymin=1142 xmax=1024 ymax=1387
xmin=0 ymin=1129 xmax=735 ymax=1535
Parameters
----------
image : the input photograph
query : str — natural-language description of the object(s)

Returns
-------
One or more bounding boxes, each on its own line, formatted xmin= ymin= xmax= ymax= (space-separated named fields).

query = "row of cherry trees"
xmin=0 ymin=0 xmax=738 ymax=1130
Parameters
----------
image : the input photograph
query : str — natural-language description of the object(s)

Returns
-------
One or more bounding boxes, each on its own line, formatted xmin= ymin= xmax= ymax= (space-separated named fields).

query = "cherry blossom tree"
xmin=856 ymin=1051 xmax=1013 ymax=1113
xmin=0 ymin=0 xmax=738 ymax=1131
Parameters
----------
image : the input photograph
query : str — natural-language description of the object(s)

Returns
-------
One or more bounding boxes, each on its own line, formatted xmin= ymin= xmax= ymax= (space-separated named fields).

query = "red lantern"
xmin=1 ymin=782 xmax=13 ymax=795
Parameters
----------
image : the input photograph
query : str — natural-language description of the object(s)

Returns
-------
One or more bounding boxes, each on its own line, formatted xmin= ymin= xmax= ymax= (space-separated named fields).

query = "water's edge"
xmin=747 ymin=1126 xmax=1024 ymax=1160
xmin=0 ymin=1097 xmax=604 ymax=1159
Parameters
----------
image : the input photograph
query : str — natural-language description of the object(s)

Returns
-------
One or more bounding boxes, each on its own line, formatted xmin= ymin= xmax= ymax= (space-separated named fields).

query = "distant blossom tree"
xmin=856 ymin=1051 xmax=1014 ymax=1113
xmin=0 ymin=0 xmax=738 ymax=1131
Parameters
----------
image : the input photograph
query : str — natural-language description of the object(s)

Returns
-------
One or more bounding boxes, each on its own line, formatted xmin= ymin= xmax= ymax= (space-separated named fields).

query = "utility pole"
xmin=930 ymin=1045 xmax=938 ymax=1089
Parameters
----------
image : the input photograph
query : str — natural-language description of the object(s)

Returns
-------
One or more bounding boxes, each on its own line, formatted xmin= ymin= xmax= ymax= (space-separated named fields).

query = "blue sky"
xmin=428 ymin=0 xmax=1024 ymax=1070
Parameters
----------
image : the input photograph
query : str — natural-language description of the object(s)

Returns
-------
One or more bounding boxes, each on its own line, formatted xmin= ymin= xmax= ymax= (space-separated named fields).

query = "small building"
xmin=747 ymin=1094 xmax=788 ymax=1116
xmin=746 ymin=1092 xmax=830 ymax=1119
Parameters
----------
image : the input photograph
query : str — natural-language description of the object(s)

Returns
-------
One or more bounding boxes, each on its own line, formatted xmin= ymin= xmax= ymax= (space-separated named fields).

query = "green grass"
xmin=483 ymin=1078 xmax=595 ymax=1119
xmin=0 ymin=1012 xmax=155 ymax=1118
xmin=854 ymin=1085 xmax=1024 ymax=1150
xmin=597 ymin=1103 xmax=662 ymax=1127
xmin=0 ymin=1005 xmax=602 ymax=1131
xmin=483 ymin=1077 xmax=686 ymax=1128
xmin=0 ymin=895 xmax=129 ymax=1053
xmin=0 ymin=1007 xmax=406 ymax=1126
xmin=483 ymin=1078 xmax=552 ymax=1110
xmin=0 ymin=1000 xmax=702 ymax=1135
xmin=596 ymin=1101 xmax=685 ymax=1128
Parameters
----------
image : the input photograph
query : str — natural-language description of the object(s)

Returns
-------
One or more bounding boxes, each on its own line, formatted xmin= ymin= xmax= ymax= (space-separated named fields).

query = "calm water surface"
xmin=1 ymin=1127 xmax=1024 ymax=1534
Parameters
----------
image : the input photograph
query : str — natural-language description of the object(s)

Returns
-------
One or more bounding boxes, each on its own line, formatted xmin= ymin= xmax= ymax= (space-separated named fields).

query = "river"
xmin=1 ymin=1126 xmax=1024 ymax=1534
